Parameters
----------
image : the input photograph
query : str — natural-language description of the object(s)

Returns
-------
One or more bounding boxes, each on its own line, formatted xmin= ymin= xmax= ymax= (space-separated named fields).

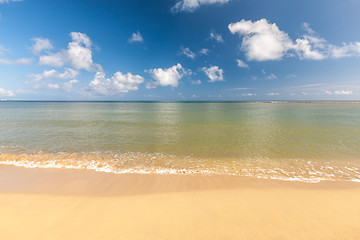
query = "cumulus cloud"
xmin=180 ymin=47 xmax=196 ymax=59
xmin=171 ymin=0 xmax=230 ymax=13
xmin=209 ymin=31 xmax=224 ymax=43
xmin=39 ymin=32 xmax=98 ymax=71
xmin=62 ymin=80 xmax=79 ymax=92
xmin=229 ymin=19 xmax=360 ymax=61
xmin=202 ymin=65 xmax=224 ymax=82
xmin=236 ymin=59 xmax=249 ymax=68
xmin=0 ymin=88 xmax=14 ymax=97
xmin=146 ymin=63 xmax=189 ymax=88
xmin=229 ymin=19 xmax=293 ymax=61
xmin=294 ymin=35 xmax=327 ymax=60
xmin=296 ymin=30 xmax=360 ymax=59
xmin=27 ymin=68 xmax=79 ymax=90
xmin=89 ymin=71 xmax=144 ymax=95
xmin=0 ymin=57 xmax=32 ymax=65
xmin=329 ymin=42 xmax=360 ymax=58
xmin=129 ymin=31 xmax=144 ymax=43
xmin=39 ymin=52 xmax=65 ymax=67
xmin=31 ymin=38 xmax=53 ymax=54
xmin=33 ymin=81 xmax=78 ymax=92
xmin=28 ymin=68 xmax=79 ymax=82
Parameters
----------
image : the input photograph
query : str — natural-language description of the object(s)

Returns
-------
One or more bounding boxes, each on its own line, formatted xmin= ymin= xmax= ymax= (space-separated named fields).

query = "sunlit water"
xmin=1 ymin=101 xmax=360 ymax=182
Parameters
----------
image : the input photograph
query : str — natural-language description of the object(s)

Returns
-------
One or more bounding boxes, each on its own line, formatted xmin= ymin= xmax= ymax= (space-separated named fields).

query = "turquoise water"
xmin=1 ymin=101 xmax=360 ymax=182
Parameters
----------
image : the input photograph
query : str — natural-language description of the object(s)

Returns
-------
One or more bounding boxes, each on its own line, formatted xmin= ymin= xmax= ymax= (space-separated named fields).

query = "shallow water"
xmin=1 ymin=101 xmax=360 ymax=182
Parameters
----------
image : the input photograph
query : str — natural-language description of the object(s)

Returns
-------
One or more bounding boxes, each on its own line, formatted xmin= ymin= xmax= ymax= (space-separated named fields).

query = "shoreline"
xmin=2 ymin=152 xmax=360 ymax=183
xmin=1 ymin=165 xmax=360 ymax=196
xmin=1 ymin=165 xmax=360 ymax=239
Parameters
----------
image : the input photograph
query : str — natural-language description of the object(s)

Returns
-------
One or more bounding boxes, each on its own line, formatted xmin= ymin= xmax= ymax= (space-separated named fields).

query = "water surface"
xmin=1 ymin=101 xmax=360 ymax=182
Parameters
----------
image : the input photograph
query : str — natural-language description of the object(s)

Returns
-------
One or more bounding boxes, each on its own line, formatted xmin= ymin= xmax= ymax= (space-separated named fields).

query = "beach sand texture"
xmin=1 ymin=166 xmax=360 ymax=240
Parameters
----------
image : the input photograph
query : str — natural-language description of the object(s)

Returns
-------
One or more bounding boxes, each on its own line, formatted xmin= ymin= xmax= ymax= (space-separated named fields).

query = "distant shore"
xmin=1 ymin=165 xmax=360 ymax=239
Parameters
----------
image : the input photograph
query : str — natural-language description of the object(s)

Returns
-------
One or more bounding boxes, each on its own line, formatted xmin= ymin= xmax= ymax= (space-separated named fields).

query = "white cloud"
xmin=180 ymin=47 xmax=196 ymax=59
xmin=191 ymin=80 xmax=202 ymax=85
xmin=229 ymin=19 xmax=360 ymax=61
xmin=58 ymin=68 xmax=79 ymax=79
xmin=32 ymin=80 xmax=78 ymax=91
xmin=129 ymin=31 xmax=144 ymax=43
xmin=47 ymin=83 xmax=60 ymax=89
xmin=294 ymin=35 xmax=326 ymax=60
xmin=236 ymin=59 xmax=249 ymax=68
xmin=0 ymin=57 xmax=32 ymax=65
xmin=71 ymin=32 xmax=91 ymax=48
xmin=324 ymin=90 xmax=353 ymax=95
xmin=241 ymin=93 xmax=256 ymax=96
xmin=209 ymin=31 xmax=224 ymax=43
xmin=325 ymin=90 xmax=333 ymax=95
xmin=89 ymin=71 xmax=144 ymax=95
xmin=39 ymin=32 xmax=97 ymax=71
xmin=28 ymin=68 xmax=79 ymax=82
xmin=62 ymin=80 xmax=79 ymax=92
xmin=266 ymin=73 xmax=277 ymax=80
xmin=286 ymin=74 xmax=297 ymax=78
xmin=67 ymin=32 xmax=94 ymax=70
xmin=0 ymin=88 xmax=14 ymax=97
xmin=146 ymin=63 xmax=188 ymax=88
xmin=289 ymin=81 xmax=360 ymax=97
xmin=334 ymin=90 xmax=353 ymax=95
xmin=202 ymin=65 xmax=224 ymax=82
xmin=266 ymin=92 xmax=279 ymax=96
xmin=229 ymin=19 xmax=293 ymax=61
xmin=261 ymin=69 xmax=277 ymax=80
xmin=302 ymin=22 xmax=315 ymax=35
xmin=290 ymin=83 xmax=326 ymax=89
xmin=31 ymin=38 xmax=53 ymax=54
xmin=39 ymin=51 xmax=65 ymax=67
xmin=329 ymin=42 xmax=360 ymax=58
xmin=199 ymin=48 xmax=209 ymax=55
xmin=171 ymin=0 xmax=230 ymax=13
xmin=27 ymin=68 xmax=80 ymax=90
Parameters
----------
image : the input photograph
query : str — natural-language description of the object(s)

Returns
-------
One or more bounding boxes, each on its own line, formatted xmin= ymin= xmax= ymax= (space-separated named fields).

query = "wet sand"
xmin=0 ymin=165 xmax=360 ymax=239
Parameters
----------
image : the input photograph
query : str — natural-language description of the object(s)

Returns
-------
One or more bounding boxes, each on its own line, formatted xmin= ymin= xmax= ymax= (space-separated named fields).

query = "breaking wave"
xmin=1 ymin=152 xmax=360 ymax=183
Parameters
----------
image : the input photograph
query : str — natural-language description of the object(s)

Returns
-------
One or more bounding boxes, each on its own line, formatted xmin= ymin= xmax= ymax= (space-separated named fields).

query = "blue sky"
xmin=1 ymin=0 xmax=360 ymax=100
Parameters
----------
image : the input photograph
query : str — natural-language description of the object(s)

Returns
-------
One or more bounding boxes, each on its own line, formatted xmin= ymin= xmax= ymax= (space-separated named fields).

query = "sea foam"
xmin=1 ymin=152 xmax=359 ymax=183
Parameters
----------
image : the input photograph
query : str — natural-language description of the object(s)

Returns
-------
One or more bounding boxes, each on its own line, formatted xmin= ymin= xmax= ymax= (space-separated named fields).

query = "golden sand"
xmin=0 ymin=166 xmax=360 ymax=239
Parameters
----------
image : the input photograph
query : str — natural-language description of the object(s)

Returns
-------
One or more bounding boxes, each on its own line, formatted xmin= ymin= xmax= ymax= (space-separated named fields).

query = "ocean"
xmin=1 ymin=101 xmax=360 ymax=182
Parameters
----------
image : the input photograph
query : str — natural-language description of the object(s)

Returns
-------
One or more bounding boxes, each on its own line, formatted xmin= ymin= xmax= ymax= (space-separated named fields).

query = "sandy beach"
xmin=0 ymin=166 xmax=360 ymax=240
